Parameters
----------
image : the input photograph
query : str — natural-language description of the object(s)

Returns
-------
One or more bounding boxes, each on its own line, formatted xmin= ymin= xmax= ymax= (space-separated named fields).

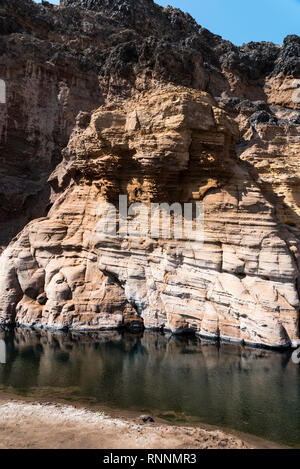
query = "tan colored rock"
xmin=265 ymin=75 xmax=300 ymax=110
xmin=239 ymin=123 xmax=300 ymax=230
xmin=1 ymin=1 xmax=299 ymax=255
xmin=0 ymin=86 xmax=299 ymax=348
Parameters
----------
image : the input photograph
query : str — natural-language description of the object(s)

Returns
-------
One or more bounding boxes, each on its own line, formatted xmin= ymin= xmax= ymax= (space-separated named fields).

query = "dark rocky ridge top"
xmin=0 ymin=0 xmax=299 ymax=85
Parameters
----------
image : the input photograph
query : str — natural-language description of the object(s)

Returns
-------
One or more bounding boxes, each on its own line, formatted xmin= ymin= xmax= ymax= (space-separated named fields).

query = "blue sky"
xmin=34 ymin=0 xmax=300 ymax=45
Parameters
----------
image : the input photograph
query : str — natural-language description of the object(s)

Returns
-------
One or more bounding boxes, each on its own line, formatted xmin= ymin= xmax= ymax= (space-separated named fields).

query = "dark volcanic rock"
xmin=0 ymin=0 xmax=299 ymax=348
xmin=220 ymin=41 xmax=280 ymax=80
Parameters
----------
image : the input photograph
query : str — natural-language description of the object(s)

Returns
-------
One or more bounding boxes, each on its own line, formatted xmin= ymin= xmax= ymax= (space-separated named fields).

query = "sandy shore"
xmin=0 ymin=397 xmax=255 ymax=450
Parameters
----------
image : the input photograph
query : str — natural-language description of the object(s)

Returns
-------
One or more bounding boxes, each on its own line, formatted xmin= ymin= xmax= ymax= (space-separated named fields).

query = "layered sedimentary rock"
xmin=0 ymin=87 xmax=299 ymax=349
xmin=0 ymin=0 xmax=299 ymax=348
xmin=217 ymin=99 xmax=300 ymax=228
xmin=0 ymin=0 xmax=103 ymax=249
xmin=0 ymin=0 xmax=299 ymax=249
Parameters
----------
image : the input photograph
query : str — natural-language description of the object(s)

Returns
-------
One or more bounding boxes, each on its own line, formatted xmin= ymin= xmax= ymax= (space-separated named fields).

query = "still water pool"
xmin=0 ymin=328 xmax=300 ymax=447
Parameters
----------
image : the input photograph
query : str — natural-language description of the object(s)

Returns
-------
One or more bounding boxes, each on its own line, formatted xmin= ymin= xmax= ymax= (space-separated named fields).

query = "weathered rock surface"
xmin=217 ymin=98 xmax=300 ymax=232
xmin=0 ymin=0 xmax=299 ymax=249
xmin=0 ymin=0 xmax=299 ymax=348
xmin=0 ymin=87 xmax=299 ymax=348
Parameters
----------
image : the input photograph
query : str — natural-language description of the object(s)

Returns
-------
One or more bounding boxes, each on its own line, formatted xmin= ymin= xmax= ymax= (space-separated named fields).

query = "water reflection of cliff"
xmin=0 ymin=327 xmax=300 ymax=446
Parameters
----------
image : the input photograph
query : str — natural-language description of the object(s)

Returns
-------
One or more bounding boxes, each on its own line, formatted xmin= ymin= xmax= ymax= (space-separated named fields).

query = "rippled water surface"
xmin=0 ymin=328 xmax=300 ymax=447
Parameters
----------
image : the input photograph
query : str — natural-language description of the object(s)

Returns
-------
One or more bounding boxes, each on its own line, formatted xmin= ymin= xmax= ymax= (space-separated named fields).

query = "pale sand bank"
xmin=0 ymin=397 xmax=285 ymax=450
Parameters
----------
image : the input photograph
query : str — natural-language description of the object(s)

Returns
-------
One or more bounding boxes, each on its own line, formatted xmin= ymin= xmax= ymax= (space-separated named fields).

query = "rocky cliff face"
xmin=0 ymin=86 xmax=299 ymax=348
xmin=0 ymin=0 xmax=299 ymax=348
xmin=0 ymin=0 xmax=299 ymax=248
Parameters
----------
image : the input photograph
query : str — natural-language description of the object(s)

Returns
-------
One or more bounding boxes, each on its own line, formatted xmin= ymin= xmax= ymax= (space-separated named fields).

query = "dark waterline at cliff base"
xmin=0 ymin=328 xmax=300 ymax=448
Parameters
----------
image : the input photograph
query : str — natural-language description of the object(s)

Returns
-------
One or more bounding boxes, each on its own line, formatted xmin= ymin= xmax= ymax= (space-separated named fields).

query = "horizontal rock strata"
xmin=0 ymin=0 xmax=299 ymax=348
xmin=0 ymin=87 xmax=299 ymax=349
xmin=0 ymin=0 xmax=299 ymax=248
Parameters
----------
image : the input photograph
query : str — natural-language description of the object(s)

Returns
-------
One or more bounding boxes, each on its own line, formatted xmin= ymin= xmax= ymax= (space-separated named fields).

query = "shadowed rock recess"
xmin=0 ymin=0 xmax=299 ymax=348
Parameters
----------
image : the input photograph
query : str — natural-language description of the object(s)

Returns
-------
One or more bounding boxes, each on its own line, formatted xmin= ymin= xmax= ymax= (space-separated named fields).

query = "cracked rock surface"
xmin=0 ymin=0 xmax=299 ymax=347
xmin=0 ymin=86 xmax=299 ymax=348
